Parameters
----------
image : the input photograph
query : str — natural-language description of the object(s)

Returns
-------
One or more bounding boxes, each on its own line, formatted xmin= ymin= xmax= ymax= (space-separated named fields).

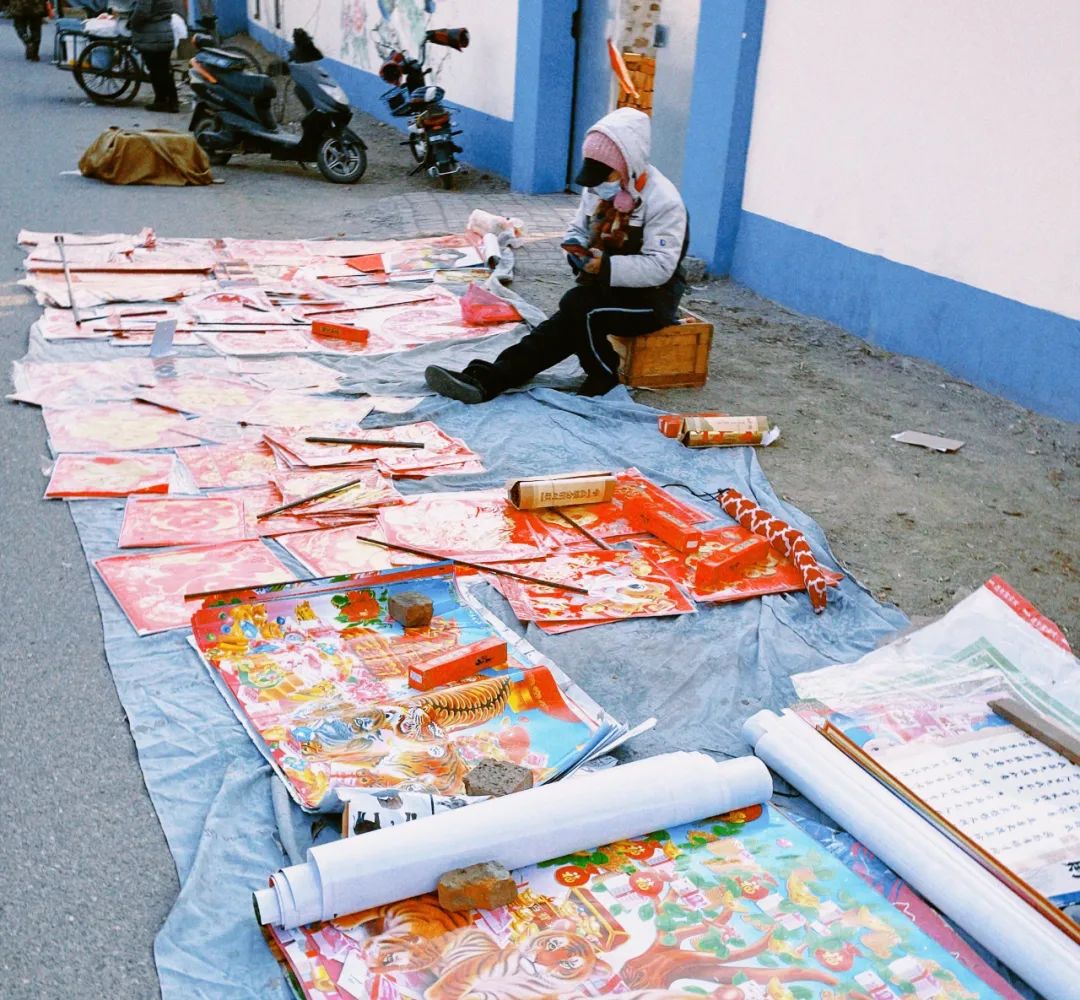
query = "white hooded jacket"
xmin=564 ymin=107 xmax=688 ymax=289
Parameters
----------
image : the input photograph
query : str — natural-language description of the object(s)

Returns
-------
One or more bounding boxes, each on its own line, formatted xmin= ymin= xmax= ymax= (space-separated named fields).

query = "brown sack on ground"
xmin=78 ymin=128 xmax=213 ymax=186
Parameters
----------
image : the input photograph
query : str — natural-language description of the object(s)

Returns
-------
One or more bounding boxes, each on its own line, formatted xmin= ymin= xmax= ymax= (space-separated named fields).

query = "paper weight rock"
xmin=437 ymin=861 xmax=517 ymax=912
xmin=464 ymin=758 xmax=534 ymax=797
xmin=388 ymin=590 xmax=434 ymax=629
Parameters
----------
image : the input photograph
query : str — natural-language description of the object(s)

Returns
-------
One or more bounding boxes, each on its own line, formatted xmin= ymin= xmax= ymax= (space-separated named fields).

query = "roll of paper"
xmin=481 ymin=232 xmax=501 ymax=268
xmin=743 ymin=710 xmax=1080 ymax=1000
xmin=255 ymin=751 xmax=771 ymax=929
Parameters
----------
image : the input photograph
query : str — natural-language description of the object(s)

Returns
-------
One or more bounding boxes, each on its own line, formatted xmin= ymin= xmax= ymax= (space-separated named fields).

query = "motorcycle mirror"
xmin=424 ymin=27 xmax=469 ymax=51
xmin=379 ymin=61 xmax=404 ymax=85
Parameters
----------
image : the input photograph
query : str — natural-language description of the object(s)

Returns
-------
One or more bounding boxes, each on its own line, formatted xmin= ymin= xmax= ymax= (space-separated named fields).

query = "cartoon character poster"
xmin=191 ymin=571 xmax=610 ymax=809
xmin=266 ymin=803 xmax=1003 ymax=999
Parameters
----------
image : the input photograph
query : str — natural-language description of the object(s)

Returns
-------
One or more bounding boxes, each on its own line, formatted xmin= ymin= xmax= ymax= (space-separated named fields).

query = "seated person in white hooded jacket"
xmin=425 ymin=108 xmax=689 ymax=401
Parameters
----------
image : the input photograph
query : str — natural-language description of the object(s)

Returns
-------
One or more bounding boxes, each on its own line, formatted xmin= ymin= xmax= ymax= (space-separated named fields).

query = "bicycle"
xmin=70 ymin=14 xmax=259 ymax=106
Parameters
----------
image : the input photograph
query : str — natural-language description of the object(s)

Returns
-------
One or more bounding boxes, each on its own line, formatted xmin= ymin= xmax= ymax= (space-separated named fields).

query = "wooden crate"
xmin=608 ymin=314 xmax=713 ymax=388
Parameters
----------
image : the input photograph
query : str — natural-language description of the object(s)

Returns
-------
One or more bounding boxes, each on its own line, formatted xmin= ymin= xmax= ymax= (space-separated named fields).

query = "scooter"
xmin=378 ymin=27 xmax=469 ymax=189
xmin=188 ymin=29 xmax=367 ymax=184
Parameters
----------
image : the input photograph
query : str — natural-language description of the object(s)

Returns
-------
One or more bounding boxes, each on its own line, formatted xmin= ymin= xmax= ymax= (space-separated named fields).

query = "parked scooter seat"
xmin=225 ymin=73 xmax=277 ymax=100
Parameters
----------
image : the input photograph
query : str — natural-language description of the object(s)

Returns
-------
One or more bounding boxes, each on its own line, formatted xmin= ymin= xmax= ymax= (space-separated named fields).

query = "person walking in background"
xmin=10 ymin=0 xmax=49 ymax=61
xmin=425 ymin=107 xmax=689 ymax=401
xmin=128 ymin=0 xmax=183 ymax=112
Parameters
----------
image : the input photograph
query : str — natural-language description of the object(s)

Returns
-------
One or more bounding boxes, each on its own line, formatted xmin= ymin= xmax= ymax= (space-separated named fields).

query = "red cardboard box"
xmin=312 ymin=320 xmax=370 ymax=344
xmin=622 ymin=493 xmax=702 ymax=553
xmin=407 ymin=636 xmax=508 ymax=691
xmin=692 ymin=535 xmax=772 ymax=590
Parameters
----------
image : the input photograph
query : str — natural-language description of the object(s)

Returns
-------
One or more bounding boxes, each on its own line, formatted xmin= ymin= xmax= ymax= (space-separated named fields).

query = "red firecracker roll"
xmin=718 ymin=488 xmax=829 ymax=612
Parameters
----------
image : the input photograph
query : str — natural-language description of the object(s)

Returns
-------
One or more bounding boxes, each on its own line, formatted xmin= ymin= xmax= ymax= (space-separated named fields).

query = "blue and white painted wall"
xmin=728 ymin=1 xmax=1080 ymax=422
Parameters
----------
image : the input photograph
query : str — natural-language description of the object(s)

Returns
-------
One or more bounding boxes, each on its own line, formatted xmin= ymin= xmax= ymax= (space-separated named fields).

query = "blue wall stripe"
xmin=511 ymin=0 xmax=576 ymax=193
xmin=247 ymin=21 xmax=513 ymax=180
xmin=680 ymin=0 xmax=765 ymax=275
xmin=731 ymin=211 xmax=1080 ymax=422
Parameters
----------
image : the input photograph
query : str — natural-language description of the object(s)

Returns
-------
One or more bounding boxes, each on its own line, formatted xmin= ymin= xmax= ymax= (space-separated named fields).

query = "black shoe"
xmin=146 ymin=101 xmax=178 ymax=112
xmin=424 ymin=365 xmax=488 ymax=404
xmin=577 ymin=373 xmax=619 ymax=397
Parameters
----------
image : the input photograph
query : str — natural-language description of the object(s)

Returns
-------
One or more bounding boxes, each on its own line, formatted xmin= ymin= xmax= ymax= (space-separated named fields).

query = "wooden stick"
xmin=553 ymin=507 xmax=613 ymax=550
xmin=355 ymin=535 xmax=590 ymax=595
xmin=304 ymin=436 xmax=424 ymax=449
xmin=184 ymin=578 xmax=297 ymax=601
xmin=53 ymin=235 xmax=82 ymax=326
xmin=304 ymin=295 xmax=438 ymax=317
xmin=989 ymin=697 xmax=1080 ymax=765
xmin=81 ymin=308 xmax=169 ymax=323
xmin=256 ymin=476 xmax=371 ymax=520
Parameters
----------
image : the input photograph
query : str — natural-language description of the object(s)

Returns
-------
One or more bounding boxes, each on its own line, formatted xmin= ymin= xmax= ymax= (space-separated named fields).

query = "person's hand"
xmin=582 ymin=249 xmax=603 ymax=275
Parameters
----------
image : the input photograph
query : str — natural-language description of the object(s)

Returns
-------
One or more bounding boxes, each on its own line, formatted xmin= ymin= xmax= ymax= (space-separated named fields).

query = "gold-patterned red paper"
xmin=118 ymin=495 xmax=251 ymax=548
xmin=270 ymin=468 xmax=403 ymax=514
xmin=177 ymin=440 xmax=280 ymax=489
xmin=497 ymin=549 xmax=696 ymax=627
xmin=95 ymin=540 xmax=293 ymax=635
xmin=277 ymin=526 xmax=426 ymax=577
xmin=44 ymin=452 xmax=177 ymax=499
xmin=632 ymin=526 xmax=842 ymax=604
xmin=43 ymin=402 xmax=198 ymax=452
xmin=377 ymin=492 xmax=548 ymax=563
xmin=136 ymin=376 xmax=270 ymax=421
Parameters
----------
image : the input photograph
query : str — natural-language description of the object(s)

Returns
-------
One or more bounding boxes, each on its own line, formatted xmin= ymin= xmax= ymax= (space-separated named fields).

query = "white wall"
xmin=741 ymin=1 xmax=1080 ymax=320
xmin=248 ymin=0 xmax=517 ymax=122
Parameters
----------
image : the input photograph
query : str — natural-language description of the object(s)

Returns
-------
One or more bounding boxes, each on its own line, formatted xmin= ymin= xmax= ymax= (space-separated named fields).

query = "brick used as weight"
xmin=438 ymin=861 xmax=517 ymax=912
xmin=464 ymin=758 xmax=534 ymax=797
xmin=388 ymin=591 xmax=433 ymax=628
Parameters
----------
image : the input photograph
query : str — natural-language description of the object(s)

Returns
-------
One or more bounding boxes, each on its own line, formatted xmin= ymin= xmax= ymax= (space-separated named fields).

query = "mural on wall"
xmin=339 ymin=0 xmax=452 ymax=80
xmin=618 ymin=0 xmax=661 ymax=57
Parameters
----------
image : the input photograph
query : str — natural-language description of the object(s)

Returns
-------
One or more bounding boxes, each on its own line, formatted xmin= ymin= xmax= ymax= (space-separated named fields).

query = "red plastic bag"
xmin=459 ymin=283 xmax=522 ymax=325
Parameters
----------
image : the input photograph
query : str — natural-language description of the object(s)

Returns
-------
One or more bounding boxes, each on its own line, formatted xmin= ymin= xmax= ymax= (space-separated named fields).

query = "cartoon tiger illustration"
xmin=423 ymin=926 xmax=612 ymax=1000
xmin=415 ymin=676 xmax=512 ymax=731
xmin=337 ymin=897 xmax=473 ymax=978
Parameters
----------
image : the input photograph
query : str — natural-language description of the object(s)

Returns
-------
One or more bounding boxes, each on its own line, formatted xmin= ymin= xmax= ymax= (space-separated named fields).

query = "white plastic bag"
xmin=83 ymin=13 xmax=120 ymax=37
xmin=170 ymin=13 xmax=187 ymax=47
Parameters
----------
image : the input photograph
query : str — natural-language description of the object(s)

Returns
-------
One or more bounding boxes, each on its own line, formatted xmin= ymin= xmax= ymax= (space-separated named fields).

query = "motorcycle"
xmin=378 ymin=27 xmax=469 ymax=189
xmin=188 ymin=29 xmax=367 ymax=184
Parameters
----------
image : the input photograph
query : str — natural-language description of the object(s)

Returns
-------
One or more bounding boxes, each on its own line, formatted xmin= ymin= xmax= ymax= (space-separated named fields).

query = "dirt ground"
xmin=243 ymin=37 xmax=1080 ymax=640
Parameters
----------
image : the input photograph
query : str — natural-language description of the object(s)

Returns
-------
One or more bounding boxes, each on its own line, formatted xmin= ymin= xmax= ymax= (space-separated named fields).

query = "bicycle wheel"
xmin=74 ymin=40 xmax=140 ymax=105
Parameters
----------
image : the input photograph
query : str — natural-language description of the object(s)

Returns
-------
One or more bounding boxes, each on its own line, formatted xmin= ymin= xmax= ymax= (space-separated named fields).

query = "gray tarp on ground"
xmin=34 ymin=319 xmax=1026 ymax=997
xmin=64 ymin=374 xmax=907 ymax=998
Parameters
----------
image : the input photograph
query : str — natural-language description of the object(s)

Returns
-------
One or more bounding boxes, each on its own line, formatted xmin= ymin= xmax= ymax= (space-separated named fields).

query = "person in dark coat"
xmin=425 ymin=108 xmax=689 ymax=402
xmin=10 ymin=0 xmax=48 ymax=61
xmin=128 ymin=0 xmax=183 ymax=112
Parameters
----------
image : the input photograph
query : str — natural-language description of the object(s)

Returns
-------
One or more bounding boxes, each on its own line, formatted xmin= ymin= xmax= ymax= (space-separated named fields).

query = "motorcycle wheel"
xmin=193 ymin=116 xmax=233 ymax=166
xmin=408 ymin=132 xmax=428 ymax=164
xmin=74 ymin=40 xmax=140 ymax=105
xmin=317 ymin=131 xmax=367 ymax=184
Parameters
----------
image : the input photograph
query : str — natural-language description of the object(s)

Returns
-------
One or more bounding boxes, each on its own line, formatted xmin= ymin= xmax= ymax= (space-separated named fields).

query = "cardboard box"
xmin=622 ymin=493 xmax=702 ymax=553
xmin=693 ymin=535 xmax=772 ymax=590
xmin=311 ymin=319 xmax=370 ymax=344
xmin=507 ymin=471 xmax=616 ymax=510
xmin=408 ymin=636 xmax=508 ymax=691
xmin=681 ymin=415 xmax=770 ymax=447
xmin=658 ymin=411 xmax=728 ymax=439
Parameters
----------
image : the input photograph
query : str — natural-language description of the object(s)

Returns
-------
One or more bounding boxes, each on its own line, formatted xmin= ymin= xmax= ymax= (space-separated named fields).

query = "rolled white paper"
xmin=481 ymin=232 xmax=501 ymax=268
xmin=743 ymin=710 xmax=1080 ymax=1000
xmin=255 ymin=751 xmax=771 ymax=929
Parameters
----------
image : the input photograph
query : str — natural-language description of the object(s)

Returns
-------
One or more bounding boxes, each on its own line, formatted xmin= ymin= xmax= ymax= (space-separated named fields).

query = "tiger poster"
xmin=265 ymin=803 xmax=1003 ymax=999
xmin=190 ymin=565 xmax=620 ymax=810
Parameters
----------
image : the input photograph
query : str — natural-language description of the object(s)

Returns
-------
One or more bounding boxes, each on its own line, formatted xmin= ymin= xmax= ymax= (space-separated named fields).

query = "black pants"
xmin=13 ymin=17 xmax=42 ymax=58
xmin=142 ymin=48 xmax=178 ymax=107
xmin=474 ymin=281 xmax=683 ymax=392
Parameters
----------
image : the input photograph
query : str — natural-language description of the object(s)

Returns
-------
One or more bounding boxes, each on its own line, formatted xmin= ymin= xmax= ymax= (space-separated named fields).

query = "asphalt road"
xmin=0 ymin=21 xmax=555 ymax=999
